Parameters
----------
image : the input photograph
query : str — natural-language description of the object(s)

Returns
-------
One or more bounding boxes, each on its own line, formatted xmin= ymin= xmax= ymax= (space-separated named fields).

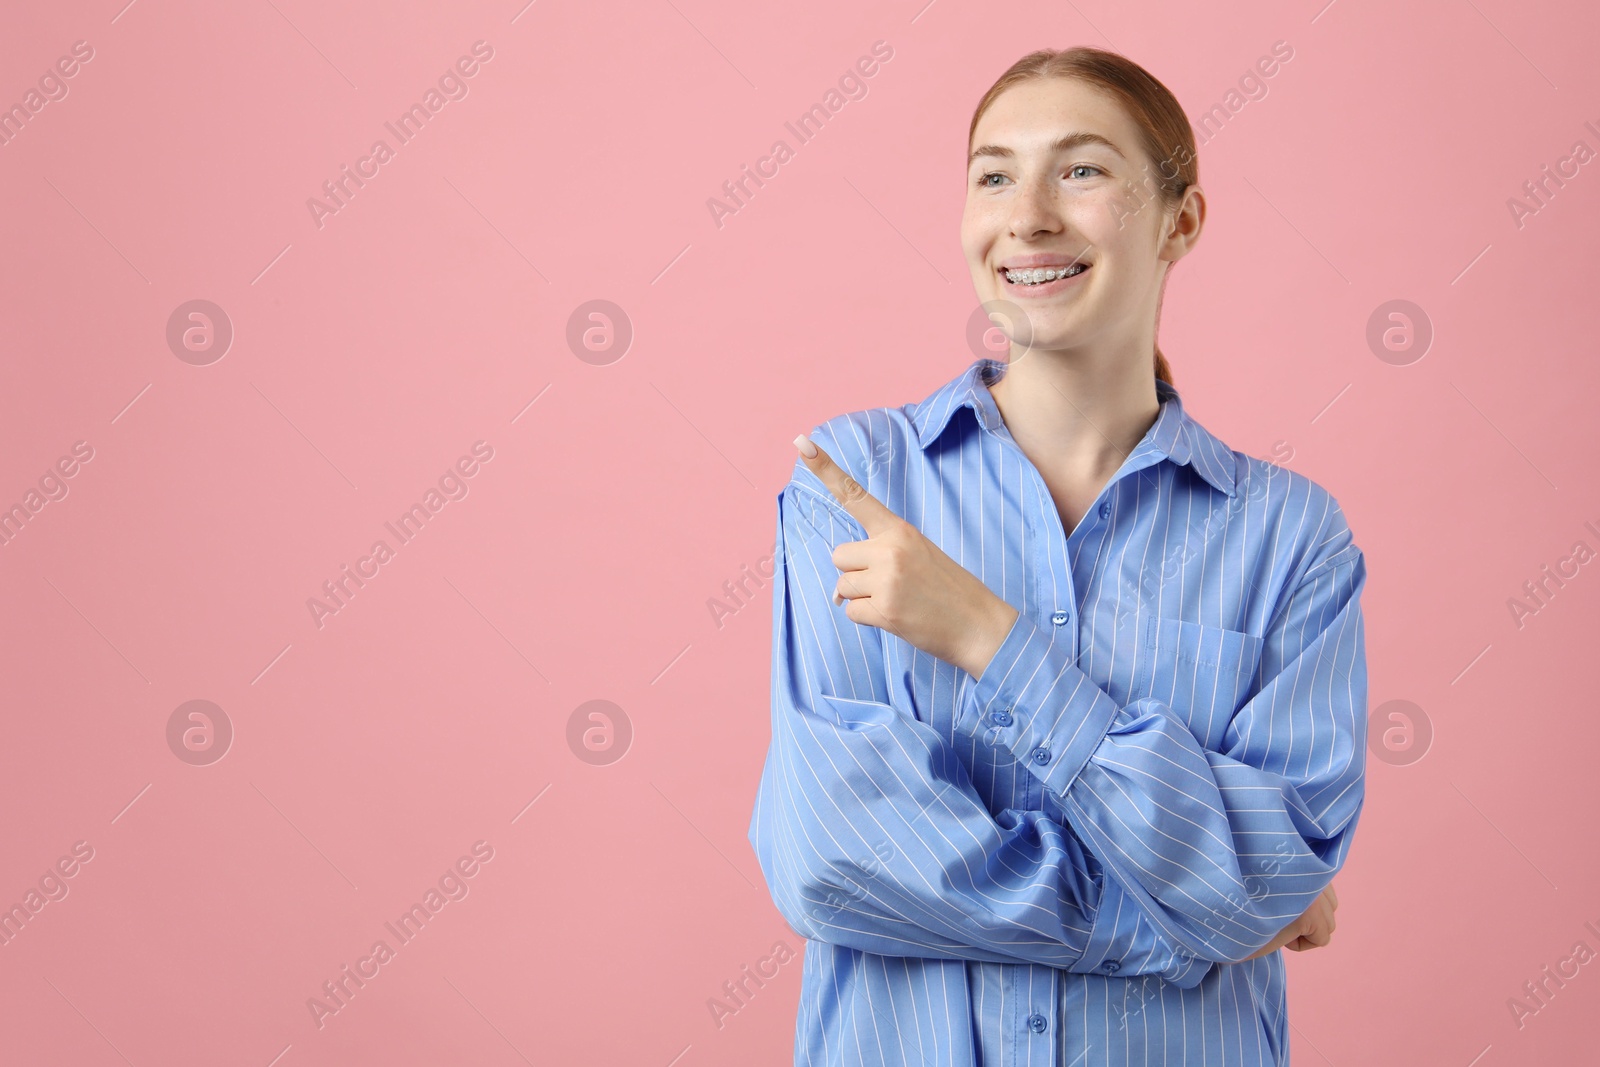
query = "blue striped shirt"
xmin=748 ymin=357 xmax=1368 ymax=1066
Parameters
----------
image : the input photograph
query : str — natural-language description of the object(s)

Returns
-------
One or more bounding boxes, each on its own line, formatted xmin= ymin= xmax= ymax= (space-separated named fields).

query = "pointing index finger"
xmin=794 ymin=434 xmax=898 ymax=537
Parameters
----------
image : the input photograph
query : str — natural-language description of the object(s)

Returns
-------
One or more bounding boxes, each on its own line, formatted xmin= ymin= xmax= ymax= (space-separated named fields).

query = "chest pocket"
xmin=1135 ymin=615 xmax=1265 ymax=748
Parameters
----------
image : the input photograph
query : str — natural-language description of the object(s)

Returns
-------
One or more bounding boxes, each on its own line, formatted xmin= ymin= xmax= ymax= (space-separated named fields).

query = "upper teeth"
xmin=1006 ymin=265 xmax=1085 ymax=284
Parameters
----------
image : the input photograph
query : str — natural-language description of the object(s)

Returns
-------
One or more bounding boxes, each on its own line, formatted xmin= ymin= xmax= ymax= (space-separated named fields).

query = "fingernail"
xmin=793 ymin=434 xmax=818 ymax=459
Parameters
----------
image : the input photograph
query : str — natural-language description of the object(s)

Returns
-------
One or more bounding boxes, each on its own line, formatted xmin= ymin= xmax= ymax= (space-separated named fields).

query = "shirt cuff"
xmin=960 ymin=609 xmax=1122 ymax=797
xmin=1078 ymin=872 xmax=1213 ymax=989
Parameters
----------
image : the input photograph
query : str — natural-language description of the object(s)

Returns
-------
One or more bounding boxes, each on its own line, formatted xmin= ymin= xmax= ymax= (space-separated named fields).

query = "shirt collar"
xmin=909 ymin=358 xmax=1238 ymax=497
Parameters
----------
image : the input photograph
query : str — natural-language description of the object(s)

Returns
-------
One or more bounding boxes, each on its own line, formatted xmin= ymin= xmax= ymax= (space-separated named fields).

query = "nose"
xmin=1007 ymin=172 xmax=1063 ymax=240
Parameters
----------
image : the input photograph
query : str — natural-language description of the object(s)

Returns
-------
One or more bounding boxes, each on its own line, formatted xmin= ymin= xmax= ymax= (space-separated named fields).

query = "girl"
xmin=750 ymin=46 xmax=1364 ymax=1066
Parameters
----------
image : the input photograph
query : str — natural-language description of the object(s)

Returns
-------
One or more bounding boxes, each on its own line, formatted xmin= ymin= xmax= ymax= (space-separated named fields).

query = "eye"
xmin=1068 ymin=164 xmax=1104 ymax=180
xmin=976 ymin=171 xmax=1009 ymax=189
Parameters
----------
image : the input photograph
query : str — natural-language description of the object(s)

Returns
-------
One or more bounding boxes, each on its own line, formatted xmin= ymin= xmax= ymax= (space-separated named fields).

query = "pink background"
xmin=2 ymin=0 xmax=1597 ymax=1063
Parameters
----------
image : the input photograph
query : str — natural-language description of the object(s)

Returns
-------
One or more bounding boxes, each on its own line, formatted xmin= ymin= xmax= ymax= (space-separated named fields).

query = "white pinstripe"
xmin=749 ymin=358 xmax=1368 ymax=1066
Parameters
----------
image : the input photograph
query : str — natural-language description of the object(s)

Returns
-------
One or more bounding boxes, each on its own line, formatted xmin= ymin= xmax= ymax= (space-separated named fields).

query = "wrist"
xmin=961 ymin=598 xmax=1019 ymax=680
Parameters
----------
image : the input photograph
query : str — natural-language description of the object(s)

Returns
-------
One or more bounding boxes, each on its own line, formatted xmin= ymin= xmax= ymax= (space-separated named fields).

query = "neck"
xmin=985 ymin=344 xmax=1161 ymax=480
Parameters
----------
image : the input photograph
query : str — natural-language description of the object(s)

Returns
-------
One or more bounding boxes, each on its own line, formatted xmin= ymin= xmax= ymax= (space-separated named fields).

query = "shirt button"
xmin=1050 ymin=609 xmax=1070 ymax=626
xmin=1098 ymin=501 xmax=1111 ymax=519
xmin=1031 ymin=746 xmax=1052 ymax=765
xmin=1027 ymin=1012 xmax=1048 ymax=1033
xmin=989 ymin=708 xmax=1013 ymax=727
xmin=1102 ymin=959 xmax=1121 ymax=973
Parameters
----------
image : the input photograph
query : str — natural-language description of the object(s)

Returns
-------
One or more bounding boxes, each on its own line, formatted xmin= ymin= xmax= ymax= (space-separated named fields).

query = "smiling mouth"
xmin=1002 ymin=263 xmax=1090 ymax=286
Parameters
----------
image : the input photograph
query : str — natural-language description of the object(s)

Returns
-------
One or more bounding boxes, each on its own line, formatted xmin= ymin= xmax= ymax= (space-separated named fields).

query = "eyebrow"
xmin=968 ymin=132 xmax=1127 ymax=166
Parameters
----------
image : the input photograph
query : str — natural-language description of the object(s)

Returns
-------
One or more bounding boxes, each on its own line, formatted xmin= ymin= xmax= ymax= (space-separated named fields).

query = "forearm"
xmin=749 ymin=694 xmax=1213 ymax=984
xmin=958 ymin=557 xmax=1368 ymax=964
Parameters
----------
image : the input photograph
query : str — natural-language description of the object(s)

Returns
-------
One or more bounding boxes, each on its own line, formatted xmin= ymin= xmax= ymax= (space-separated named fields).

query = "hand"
xmin=1241 ymin=882 xmax=1338 ymax=961
xmin=794 ymin=434 xmax=1020 ymax=679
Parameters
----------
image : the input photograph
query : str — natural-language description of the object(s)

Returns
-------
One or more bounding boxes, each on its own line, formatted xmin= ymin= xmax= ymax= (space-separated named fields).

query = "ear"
xmin=1160 ymin=185 xmax=1205 ymax=263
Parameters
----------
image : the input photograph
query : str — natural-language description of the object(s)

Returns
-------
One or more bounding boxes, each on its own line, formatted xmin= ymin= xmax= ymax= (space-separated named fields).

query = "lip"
xmin=998 ymin=261 xmax=1091 ymax=296
xmin=998 ymin=252 xmax=1090 ymax=269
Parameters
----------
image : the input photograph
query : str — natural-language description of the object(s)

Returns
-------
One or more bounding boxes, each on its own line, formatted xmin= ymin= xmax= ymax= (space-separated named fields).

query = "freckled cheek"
xmin=960 ymin=212 xmax=1007 ymax=260
xmin=958 ymin=221 xmax=989 ymax=263
xmin=1056 ymin=186 xmax=1115 ymax=218
xmin=1068 ymin=191 xmax=1139 ymax=242
xmin=965 ymin=200 xmax=1009 ymax=227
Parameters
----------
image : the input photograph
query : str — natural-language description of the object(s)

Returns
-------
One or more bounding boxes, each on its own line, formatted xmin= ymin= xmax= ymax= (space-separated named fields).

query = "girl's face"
xmin=961 ymin=77 xmax=1198 ymax=361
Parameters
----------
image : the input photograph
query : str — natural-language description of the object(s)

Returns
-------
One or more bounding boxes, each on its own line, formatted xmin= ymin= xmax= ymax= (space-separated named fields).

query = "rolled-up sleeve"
xmin=959 ymin=508 xmax=1368 ymax=966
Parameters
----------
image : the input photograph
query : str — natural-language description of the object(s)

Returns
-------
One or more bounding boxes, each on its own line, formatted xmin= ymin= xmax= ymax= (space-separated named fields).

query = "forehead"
xmin=970 ymin=78 xmax=1141 ymax=160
